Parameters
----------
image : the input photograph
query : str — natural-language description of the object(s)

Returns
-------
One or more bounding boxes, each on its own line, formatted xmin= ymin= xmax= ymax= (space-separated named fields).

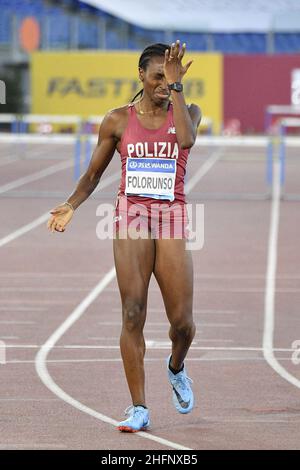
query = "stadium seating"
xmin=274 ymin=33 xmax=300 ymax=53
xmin=0 ymin=0 xmax=299 ymax=53
xmin=213 ymin=33 xmax=267 ymax=54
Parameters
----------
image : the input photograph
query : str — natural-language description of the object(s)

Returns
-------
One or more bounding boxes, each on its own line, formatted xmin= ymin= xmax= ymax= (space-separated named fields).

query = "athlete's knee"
xmin=170 ymin=314 xmax=195 ymax=338
xmin=122 ymin=299 xmax=146 ymax=331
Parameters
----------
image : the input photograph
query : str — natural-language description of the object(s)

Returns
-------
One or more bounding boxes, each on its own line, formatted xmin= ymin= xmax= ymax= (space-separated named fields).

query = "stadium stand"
xmin=0 ymin=0 xmax=300 ymax=55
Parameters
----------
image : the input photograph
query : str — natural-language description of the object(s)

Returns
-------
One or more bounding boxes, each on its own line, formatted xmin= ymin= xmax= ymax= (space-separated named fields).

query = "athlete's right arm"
xmin=47 ymin=111 xmax=119 ymax=233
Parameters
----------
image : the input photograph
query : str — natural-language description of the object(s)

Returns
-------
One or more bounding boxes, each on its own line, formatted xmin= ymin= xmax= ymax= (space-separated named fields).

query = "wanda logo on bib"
xmin=125 ymin=157 xmax=177 ymax=201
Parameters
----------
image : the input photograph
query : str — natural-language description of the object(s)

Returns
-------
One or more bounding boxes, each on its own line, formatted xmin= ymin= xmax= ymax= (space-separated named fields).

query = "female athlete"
xmin=47 ymin=40 xmax=201 ymax=433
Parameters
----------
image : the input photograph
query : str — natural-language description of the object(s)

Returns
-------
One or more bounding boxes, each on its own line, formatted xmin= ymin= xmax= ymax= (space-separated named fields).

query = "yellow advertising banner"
xmin=31 ymin=51 xmax=223 ymax=132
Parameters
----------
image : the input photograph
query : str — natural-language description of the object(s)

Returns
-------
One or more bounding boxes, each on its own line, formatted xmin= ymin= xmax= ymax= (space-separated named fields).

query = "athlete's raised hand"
xmin=47 ymin=202 xmax=74 ymax=233
xmin=164 ymin=40 xmax=193 ymax=84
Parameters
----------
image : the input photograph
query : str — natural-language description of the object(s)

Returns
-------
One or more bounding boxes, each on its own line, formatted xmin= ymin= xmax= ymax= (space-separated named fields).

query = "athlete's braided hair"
xmin=131 ymin=43 xmax=170 ymax=103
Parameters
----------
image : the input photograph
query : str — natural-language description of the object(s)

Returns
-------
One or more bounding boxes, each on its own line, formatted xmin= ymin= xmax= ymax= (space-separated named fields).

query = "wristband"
xmin=64 ymin=201 xmax=75 ymax=211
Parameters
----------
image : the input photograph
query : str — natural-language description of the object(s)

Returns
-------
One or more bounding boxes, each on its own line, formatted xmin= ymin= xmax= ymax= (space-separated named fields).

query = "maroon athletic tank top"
xmin=117 ymin=102 xmax=190 ymax=205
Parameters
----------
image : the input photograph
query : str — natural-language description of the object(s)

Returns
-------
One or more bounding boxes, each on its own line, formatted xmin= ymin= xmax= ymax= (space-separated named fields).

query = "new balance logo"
xmin=173 ymin=387 xmax=190 ymax=408
xmin=167 ymin=127 xmax=176 ymax=134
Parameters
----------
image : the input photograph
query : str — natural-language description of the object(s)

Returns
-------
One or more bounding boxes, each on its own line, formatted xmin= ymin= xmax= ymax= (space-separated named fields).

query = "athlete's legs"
xmin=153 ymin=239 xmax=195 ymax=370
xmin=113 ymin=233 xmax=155 ymax=407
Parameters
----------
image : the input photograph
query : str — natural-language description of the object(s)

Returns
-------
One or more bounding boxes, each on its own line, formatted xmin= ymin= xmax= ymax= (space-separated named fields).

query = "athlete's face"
xmin=139 ymin=57 xmax=170 ymax=104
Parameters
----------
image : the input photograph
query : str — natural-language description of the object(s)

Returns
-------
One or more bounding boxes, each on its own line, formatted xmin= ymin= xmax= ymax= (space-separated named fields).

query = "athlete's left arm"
xmin=164 ymin=40 xmax=202 ymax=149
xmin=171 ymin=94 xmax=201 ymax=149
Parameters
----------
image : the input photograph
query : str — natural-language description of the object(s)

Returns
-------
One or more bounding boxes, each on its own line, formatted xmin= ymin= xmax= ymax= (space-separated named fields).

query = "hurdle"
xmin=266 ymin=117 xmax=300 ymax=198
xmin=0 ymin=113 xmax=18 ymax=133
xmin=265 ymin=105 xmax=300 ymax=196
xmin=265 ymin=105 xmax=300 ymax=133
xmin=73 ymin=133 xmax=94 ymax=181
xmin=278 ymin=117 xmax=300 ymax=197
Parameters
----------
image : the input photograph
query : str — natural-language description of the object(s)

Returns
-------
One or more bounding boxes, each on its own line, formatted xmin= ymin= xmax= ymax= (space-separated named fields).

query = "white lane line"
xmin=184 ymin=149 xmax=223 ymax=193
xmin=0 ymin=160 xmax=73 ymax=195
xmin=0 ymin=213 xmax=50 ymax=248
xmin=0 ymin=171 xmax=120 ymax=248
xmin=35 ymin=268 xmax=190 ymax=450
xmin=263 ymin=158 xmax=300 ymax=389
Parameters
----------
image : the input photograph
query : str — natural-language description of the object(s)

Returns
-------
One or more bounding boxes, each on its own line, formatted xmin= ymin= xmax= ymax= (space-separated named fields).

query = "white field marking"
xmin=35 ymin=268 xmax=190 ymax=451
xmin=0 ymin=160 xmax=73 ymax=195
xmin=263 ymin=159 xmax=300 ymax=389
xmin=34 ymin=150 xmax=221 ymax=451
xmin=0 ymin=336 xmax=19 ymax=340
xmin=0 ymin=171 xmax=120 ymax=248
xmin=184 ymin=148 xmax=223 ymax=193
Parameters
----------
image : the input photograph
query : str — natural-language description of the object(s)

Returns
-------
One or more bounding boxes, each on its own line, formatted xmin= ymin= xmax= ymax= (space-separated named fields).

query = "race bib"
xmin=125 ymin=157 xmax=177 ymax=201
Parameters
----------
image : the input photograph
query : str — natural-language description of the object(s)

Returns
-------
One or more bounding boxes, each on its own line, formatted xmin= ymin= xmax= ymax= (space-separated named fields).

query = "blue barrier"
xmin=74 ymin=134 xmax=93 ymax=180
xmin=11 ymin=118 xmax=18 ymax=133
xmin=84 ymin=137 xmax=92 ymax=169
xmin=266 ymin=139 xmax=273 ymax=186
xmin=74 ymin=136 xmax=82 ymax=180
xmin=279 ymin=125 xmax=286 ymax=186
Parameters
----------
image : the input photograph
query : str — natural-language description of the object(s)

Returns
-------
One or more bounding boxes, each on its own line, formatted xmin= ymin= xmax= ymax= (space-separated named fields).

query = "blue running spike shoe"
xmin=118 ymin=405 xmax=150 ymax=432
xmin=166 ymin=354 xmax=194 ymax=414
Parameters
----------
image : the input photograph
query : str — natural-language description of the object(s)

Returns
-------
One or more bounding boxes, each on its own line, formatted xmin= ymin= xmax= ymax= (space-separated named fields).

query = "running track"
xmin=0 ymin=138 xmax=299 ymax=450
